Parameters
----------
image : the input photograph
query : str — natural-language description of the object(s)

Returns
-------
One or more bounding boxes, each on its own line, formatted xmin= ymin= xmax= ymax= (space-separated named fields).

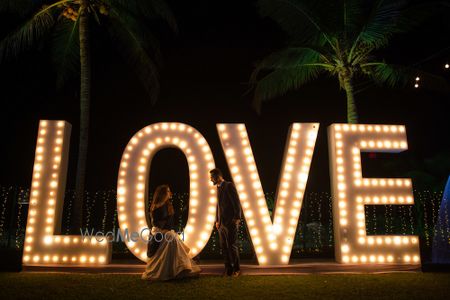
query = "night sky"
xmin=0 ymin=0 xmax=449 ymax=194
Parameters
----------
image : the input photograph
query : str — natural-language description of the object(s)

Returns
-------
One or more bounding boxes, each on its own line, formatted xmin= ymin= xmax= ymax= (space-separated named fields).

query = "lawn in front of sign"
xmin=1 ymin=272 xmax=449 ymax=299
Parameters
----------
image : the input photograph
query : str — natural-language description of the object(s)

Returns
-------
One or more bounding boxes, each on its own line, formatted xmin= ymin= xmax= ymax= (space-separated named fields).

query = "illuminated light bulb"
xmin=226 ymin=149 xmax=235 ymax=157
xmin=404 ymin=255 xmax=411 ymax=262
xmin=413 ymin=255 xmax=420 ymax=262
xmin=342 ymin=256 xmax=350 ymax=263
xmin=445 ymin=63 xmax=449 ymax=69
xmin=341 ymin=244 xmax=350 ymax=253
xmin=44 ymin=236 xmax=53 ymax=245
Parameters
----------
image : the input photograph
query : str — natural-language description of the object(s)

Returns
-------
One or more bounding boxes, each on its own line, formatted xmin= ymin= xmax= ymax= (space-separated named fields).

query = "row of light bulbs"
xmin=330 ymin=123 xmax=420 ymax=264
xmin=218 ymin=123 xmax=319 ymax=264
xmin=117 ymin=123 xmax=217 ymax=261
xmin=24 ymin=120 xmax=423 ymax=266
xmin=24 ymin=120 xmax=111 ymax=265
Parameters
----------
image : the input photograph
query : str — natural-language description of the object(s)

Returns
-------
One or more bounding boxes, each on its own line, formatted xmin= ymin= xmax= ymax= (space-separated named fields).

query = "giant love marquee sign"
xmin=22 ymin=120 xmax=420 ymax=267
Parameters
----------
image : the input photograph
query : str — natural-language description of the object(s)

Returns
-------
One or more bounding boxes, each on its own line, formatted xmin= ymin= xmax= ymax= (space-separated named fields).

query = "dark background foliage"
xmin=0 ymin=0 xmax=449 ymax=194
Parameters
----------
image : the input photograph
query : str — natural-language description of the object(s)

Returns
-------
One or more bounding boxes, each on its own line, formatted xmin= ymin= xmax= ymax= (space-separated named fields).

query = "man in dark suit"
xmin=210 ymin=168 xmax=242 ymax=277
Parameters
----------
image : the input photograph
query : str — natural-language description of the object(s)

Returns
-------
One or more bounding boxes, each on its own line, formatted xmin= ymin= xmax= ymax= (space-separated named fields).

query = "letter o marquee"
xmin=117 ymin=122 xmax=217 ymax=262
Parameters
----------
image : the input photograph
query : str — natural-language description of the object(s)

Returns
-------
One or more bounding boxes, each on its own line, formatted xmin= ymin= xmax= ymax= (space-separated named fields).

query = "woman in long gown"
xmin=142 ymin=185 xmax=201 ymax=281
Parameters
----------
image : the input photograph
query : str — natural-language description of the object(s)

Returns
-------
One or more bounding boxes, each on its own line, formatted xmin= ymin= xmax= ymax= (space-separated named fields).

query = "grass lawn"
xmin=0 ymin=272 xmax=449 ymax=299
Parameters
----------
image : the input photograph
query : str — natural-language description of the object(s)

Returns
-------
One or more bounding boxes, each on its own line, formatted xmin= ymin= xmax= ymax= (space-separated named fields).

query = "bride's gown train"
xmin=142 ymin=229 xmax=201 ymax=281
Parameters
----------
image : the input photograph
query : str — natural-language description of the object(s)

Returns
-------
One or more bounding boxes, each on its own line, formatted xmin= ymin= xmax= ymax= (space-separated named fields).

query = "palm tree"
xmin=251 ymin=0 xmax=446 ymax=123
xmin=0 ymin=0 xmax=176 ymax=231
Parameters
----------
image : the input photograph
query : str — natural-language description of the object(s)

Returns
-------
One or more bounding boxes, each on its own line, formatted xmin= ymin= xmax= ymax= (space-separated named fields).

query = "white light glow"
xmin=23 ymin=120 xmax=112 ymax=266
xmin=328 ymin=123 xmax=420 ymax=264
xmin=117 ymin=123 xmax=216 ymax=262
xmin=217 ymin=123 xmax=319 ymax=265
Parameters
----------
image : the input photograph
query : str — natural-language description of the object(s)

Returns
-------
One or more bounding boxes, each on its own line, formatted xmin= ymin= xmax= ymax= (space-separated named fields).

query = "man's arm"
xmin=215 ymin=202 xmax=220 ymax=229
xmin=227 ymin=182 xmax=242 ymax=221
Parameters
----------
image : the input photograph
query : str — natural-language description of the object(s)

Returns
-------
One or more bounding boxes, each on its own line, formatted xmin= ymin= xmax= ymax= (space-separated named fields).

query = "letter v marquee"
xmin=217 ymin=123 xmax=319 ymax=265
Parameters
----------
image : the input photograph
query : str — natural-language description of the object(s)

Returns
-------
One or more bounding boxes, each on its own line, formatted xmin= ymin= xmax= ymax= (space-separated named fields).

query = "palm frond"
xmin=341 ymin=0 xmax=364 ymax=43
xmin=51 ymin=17 xmax=80 ymax=88
xmin=107 ymin=7 xmax=160 ymax=104
xmin=105 ymin=0 xmax=177 ymax=32
xmin=0 ymin=7 xmax=55 ymax=62
xmin=358 ymin=1 xmax=405 ymax=49
xmin=362 ymin=62 xmax=411 ymax=87
xmin=107 ymin=2 xmax=162 ymax=66
xmin=257 ymin=0 xmax=334 ymax=47
xmin=253 ymin=65 xmax=323 ymax=113
xmin=252 ymin=47 xmax=331 ymax=75
xmin=362 ymin=62 xmax=449 ymax=92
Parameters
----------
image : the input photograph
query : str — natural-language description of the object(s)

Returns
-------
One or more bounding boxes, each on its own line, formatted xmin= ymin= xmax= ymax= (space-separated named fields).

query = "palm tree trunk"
xmin=72 ymin=1 xmax=90 ymax=233
xmin=342 ymin=76 xmax=359 ymax=124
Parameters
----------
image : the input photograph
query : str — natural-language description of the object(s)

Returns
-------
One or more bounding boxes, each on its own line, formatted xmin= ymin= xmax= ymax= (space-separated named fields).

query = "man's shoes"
xmin=222 ymin=269 xmax=233 ymax=277
xmin=231 ymin=270 xmax=241 ymax=277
